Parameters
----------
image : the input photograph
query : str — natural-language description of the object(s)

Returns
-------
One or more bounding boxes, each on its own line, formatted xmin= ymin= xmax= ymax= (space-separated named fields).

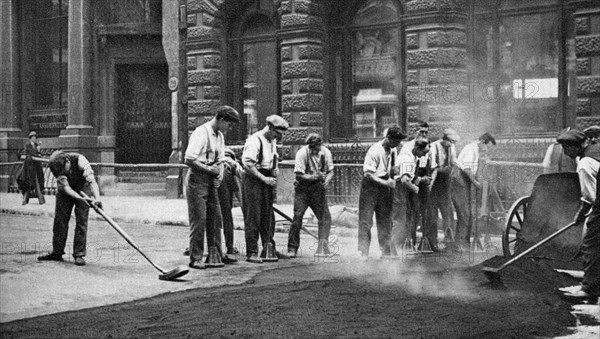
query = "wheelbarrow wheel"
xmin=502 ymin=196 xmax=530 ymax=256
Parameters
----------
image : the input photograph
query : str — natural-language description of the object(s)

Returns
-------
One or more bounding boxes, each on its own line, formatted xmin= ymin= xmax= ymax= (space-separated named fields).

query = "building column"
xmin=163 ymin=0 xmax=187 ymax=198
xmin=61 ymin=0 xmax=94 ymax=139
xmin=278 ymin=0 xmax=326 ymax=151
xmin=0 ymin=0 xmax=23 ymax=191
xmin=404 ymin=0 xmax=471 ymax=137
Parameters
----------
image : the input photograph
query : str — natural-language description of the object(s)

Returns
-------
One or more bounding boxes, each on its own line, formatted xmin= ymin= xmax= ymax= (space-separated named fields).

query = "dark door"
xmin=115 ymin=64 xmax=171 ymax=164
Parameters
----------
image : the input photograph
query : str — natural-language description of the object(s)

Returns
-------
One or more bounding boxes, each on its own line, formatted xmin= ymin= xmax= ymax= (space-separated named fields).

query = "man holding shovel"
xmin=37 ymin=151 xmax=102 ymax=266
xmin=185 ymin=105 xmax=240 ymax=269
xmin=557 ymin=129 xmax=600 ymax=303
xmin=286 ymin=133 xmax=334 ymax=258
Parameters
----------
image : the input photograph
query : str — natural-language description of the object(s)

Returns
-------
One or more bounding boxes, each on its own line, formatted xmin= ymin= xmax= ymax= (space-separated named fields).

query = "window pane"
xmin=352 ymin=27 xmax=400 ymax=138
xmin=34 ymin=16 xmax=68 ymax=108
xmin=499 ymin=12 xmax=560 ymax=133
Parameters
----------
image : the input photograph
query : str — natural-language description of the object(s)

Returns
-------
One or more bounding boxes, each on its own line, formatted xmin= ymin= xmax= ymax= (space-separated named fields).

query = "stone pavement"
xmin=0 ymin=193 xmax=350 ymax=323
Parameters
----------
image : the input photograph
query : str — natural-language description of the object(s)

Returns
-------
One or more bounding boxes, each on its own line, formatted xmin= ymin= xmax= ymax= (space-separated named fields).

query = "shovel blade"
xmin=158 ymin=265 xmax=190 ymax=281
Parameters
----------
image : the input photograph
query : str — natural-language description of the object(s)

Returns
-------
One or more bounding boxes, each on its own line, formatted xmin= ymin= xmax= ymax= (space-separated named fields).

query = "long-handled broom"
xmin=80 ymin=192 xmax=189 ymax=281
xmin=483 ymin=221 xmax=578 ymax=283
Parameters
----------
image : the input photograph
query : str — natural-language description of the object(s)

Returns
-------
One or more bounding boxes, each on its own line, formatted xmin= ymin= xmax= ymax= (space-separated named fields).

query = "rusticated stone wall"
xmin=575 ymin=6 xmax=600 ymax=129
xmin=185 ymin=0 xmax=223 ymax=129
xmin=404 ymin=0 xmax=470 ymax=137
xmin=279 ymin=0 xmax=325 ymax=145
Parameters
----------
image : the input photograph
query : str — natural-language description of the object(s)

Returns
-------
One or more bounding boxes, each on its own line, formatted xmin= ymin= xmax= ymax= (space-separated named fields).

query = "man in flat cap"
xmin=185 ymin=105 xmax=240 ymax=269
xmin=425 ymin=128 xmax=460 ymax=251
xmin=242 ymin=114 xmax=289 ymax=263
xmin=287 ymin=133 xmax=334 ymax=258
xmin=37 ymin=150 xmax=102 ymax=266
xmin=557 ymin=129 xmax=600 ymax=302
xmin=358 ymin=126 xmax=406 ymax=259
xmin=542 ymin=127 xmax=577 ymax=174
xmin=584 ymin=125 xmax=600 ymax=144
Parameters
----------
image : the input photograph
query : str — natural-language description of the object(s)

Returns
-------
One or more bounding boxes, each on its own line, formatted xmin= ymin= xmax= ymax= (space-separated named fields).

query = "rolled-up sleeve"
xmin=577 ymin=157 xmax=599 ymax=204
xmin=77 ymin=155 xmax=95 ymax=183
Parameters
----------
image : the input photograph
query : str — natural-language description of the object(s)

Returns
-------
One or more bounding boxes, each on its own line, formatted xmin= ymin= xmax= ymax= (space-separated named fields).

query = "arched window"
xmin=330 ymin=0 xmax=404 ymax=140
xmin=228 ymin=1 xmax=278 ymax=143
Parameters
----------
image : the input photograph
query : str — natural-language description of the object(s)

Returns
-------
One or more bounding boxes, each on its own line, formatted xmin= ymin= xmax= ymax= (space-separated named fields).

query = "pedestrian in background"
xmin=242 ymin=115 xmax=289 ymax=263
xmin=17 ymin=131 xmax=46 ymax=205
xmin=358 ymin=126 xmax=406 ymax=259
xmin=287 ymin=133 xmax=334 ymax=258
xmin=37 ymin=151 xmax=102 ymax=266
xmin=185 ymin=105 xmax=240 ymax=269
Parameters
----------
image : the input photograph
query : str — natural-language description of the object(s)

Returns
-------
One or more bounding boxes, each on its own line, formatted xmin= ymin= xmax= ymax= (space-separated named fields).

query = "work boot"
xmin=221 ymin=255 xmax=238 ymax=264
xmin=226 ymin=248 xmax=239 ymax=255
xmin=315 ymin=240 xmax=331 ymax=257
xmin=286 ymin=248 xmax=298 ymax=258
xmin=74 ymin=257 xmax=86 ymax=266
xmin=189 ymin=260 xmax=206 ymax=269
xmin=246 ymin=254 xmax=263 ymax=264
xmin=38 ymin=252 xmax=63 ymax=262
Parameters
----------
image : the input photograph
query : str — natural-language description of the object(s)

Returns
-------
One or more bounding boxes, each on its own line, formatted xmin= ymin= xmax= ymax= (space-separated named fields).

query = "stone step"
xmin=102 ymin=188 xmax=165 ymax=197
xmin=117 ymin=176 xmax=166 ymax=184
xmin=110 ymin=182 xmax=165 ymax=190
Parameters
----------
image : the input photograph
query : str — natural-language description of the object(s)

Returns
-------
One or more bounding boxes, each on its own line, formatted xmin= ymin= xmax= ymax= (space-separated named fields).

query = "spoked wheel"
xmin=502 ymin=196 xmax=530 ymax=256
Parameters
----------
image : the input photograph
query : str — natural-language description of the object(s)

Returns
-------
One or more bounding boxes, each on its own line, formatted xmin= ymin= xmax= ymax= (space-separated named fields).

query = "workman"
xmin=286 ymin=133 xmax=334 ymax=258
xmin=242 ymin=115 xmax=289 ymax=263
xmin=358 ymin=126 xmax=406 ymax=259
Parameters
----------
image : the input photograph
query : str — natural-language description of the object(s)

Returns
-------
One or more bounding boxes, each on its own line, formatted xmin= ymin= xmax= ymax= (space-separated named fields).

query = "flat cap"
xmin=28 ymin=131 xmax=37 ymax=138
xmin=557 ymin=129 xmax=586 ymax=144
xmin=266 ymin=115 xmax=289 ymax=131
xmin=224 ymin=147 xmax=236 ymax=159
xmin=443 ymin=128 xmax=460 ymax=143
xmin=584 ymin=125 xmax=600 ymax=139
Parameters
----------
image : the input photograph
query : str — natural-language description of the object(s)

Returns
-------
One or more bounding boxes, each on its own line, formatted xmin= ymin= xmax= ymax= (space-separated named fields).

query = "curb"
xmin=0 ymin=208 xmax=188 ymax=227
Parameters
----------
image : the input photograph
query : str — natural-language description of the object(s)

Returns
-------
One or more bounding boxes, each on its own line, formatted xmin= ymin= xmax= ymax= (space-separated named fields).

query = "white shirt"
xmin=294 ymin=145 xmax=334 ymax=174
xmin=399 ymin=138 xmax=435 ymax=170
xmin=363 ymin=140 xmax=394 ymax=178
xmin=185 ymin=122 xmax=224 ymax=164
xmin=242 ymin=127 xmax=278 ymax=170
xmin=457 ymin=141 xmax=479 ymax=173
xmin=577 ymin=157 xmax=599 ymax=204
xmin=396 ymin=151 xmax=417 ymax=179
xmin=429 ymin=140 xmax=456 ymax=169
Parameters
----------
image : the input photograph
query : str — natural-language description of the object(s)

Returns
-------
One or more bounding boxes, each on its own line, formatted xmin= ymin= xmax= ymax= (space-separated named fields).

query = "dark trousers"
xmin=407 ymin=180 xmax=430 ymax=245
xmin=358 ymin=178 xmax=393 ymax=256
xmin=187 ymin=171 xmax=222 ymax=262
xmin=582 ymin=211 xmax=600 ymax=296
xmin=288 ymin=182 xmax=332 ymax=250
xmin=450 ymin=170 xmax=472 ymax=245
xmin=218 ymin=170 xmax=236 ymax=252
xmin=426 ymin=171 xmax=453 ymax=247
xmin=52 ymin=186 xmax=91 ymax=258
xmin=391 ymin=183 xmax=411 ymax=254
xmin=242 ymin=174 xmax=276 ymax=257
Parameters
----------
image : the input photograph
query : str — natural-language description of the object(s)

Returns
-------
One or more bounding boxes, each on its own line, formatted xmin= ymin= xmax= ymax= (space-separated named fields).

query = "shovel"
xmin=80 ymin=192 xmax=189 ymax=281
xmin=273 ymin=206 xmax=338 ymax=244
xmin=483 ymin=221 xmax=578 ymax=283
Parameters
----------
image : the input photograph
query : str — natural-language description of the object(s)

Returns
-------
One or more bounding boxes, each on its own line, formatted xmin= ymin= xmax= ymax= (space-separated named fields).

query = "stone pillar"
xmin=0 ymin=0 xmax=22 ymax=192
xmin=404 ymin=0 xmax=470 ymax=138
xmin=163 ymin=0 xmax=186 ymax=198
xmin=279 ymin=0 xmax=325 ymax=152
xmin=185 ymin=0 xmax=222 ymax=133
xmin=573 ymin=2 xmax=600 ymax=129
xmin=61 ymin=0 xmax=95 ymax=140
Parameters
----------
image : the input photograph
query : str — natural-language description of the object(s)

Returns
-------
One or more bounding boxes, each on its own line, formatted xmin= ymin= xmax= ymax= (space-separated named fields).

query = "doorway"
xmin=114 ymin=64 xmax=171 ymax=164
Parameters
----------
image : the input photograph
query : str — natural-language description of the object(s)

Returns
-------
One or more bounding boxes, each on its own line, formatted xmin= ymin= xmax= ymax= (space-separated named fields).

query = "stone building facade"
xmin=2 ymin=0 xmax=600 ymax=190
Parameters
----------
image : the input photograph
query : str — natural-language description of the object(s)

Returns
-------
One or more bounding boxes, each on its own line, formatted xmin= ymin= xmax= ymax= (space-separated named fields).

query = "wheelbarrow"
xmin=483 ymin=172 xmax=584 ymax=281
